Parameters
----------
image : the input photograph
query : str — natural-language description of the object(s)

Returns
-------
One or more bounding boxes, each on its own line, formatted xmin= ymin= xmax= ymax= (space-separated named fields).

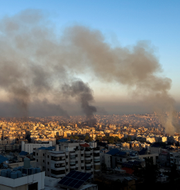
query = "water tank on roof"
xmin=22 ymin=168 xmax=28 ymax=174
xmin=10 ymin=171 xmax=17 ymax=179
xmin=1 ymin=170 xmax=7 ymax=177
xmin=17 ymin=171 xmax=22 ymax=178
xmin=6 ymin=169 xmax=11 ymax=177
xmin=35 ymin=168 xmax=38 ymax=173
xmin=32 ymin=168 xmax=36 ymax=174
xmin=18 ymin=166 xmax=22 ymax=171
xmin=36 ymin=168 xmax=41 ymax=173
xmin=35 ymin=168 xmax=41 ymax=173
xmin=13 ymin=167 xmax=18 ymax=171
xmin=28 ymin=168 xmax=33 ymax=175
xmin=23 ymin=157 xmax=30 ymax=169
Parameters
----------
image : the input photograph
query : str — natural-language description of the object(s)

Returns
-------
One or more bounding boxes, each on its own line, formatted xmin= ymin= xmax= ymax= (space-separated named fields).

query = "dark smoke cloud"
xmin=29 ymin=99 xmax=69 ymax=117
xmin=62 ymin=80 xmax=97 ymax=123
xmin=62 ymin=26 xmax=178 ymax=134
xmin=0 ymin=10 xmax=178 ymax=133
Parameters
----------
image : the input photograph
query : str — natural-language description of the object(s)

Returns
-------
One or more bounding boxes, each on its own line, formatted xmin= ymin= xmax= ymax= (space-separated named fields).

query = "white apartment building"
xmin=21 ymin=140 xmax=53 ymax=154
xmin=34 ymin=141 xmax=100 ymax=179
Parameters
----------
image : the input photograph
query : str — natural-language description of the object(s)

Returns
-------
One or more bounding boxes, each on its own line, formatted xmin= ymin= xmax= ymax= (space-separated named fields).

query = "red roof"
xmin=121 ymin=167 xmax=134 ymax=174
xmin=80 ymin=143 xmax=90 ymax=147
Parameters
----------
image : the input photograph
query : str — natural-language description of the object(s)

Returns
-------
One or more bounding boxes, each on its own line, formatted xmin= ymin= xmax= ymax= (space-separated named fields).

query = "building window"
xmin=51 ymin=169 xmax=65 ymax=175
xmin=43 ymin=160 xmax=44 ymax=163
xmin=48 ymin=162 xmax=49 ymax=165
xmin=36 ymin=153 xmax=38 ymax=156
xmin=36 ymin=159 xmax=38 ymax=162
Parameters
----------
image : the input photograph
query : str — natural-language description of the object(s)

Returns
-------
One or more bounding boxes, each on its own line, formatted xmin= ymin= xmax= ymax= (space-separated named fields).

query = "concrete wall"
xmin=0 ymin=184 xmax=27 ymax=190
xmin=0 ymin=172 xmax=45 ymax=190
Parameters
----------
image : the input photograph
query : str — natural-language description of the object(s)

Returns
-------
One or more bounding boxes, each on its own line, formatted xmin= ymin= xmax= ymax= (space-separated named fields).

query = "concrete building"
xmin=21 ymin=140 xmax=53 ymax=154
xmin=0 ymin=171 xmax=45 ymax=190
xmin=34 ymin=141 xmax=100 ymax=178
xmin=0 ymin=158 xmax=45 ymax=190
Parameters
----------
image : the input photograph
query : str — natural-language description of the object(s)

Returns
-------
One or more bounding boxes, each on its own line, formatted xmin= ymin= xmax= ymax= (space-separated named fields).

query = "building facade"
xmin=34 ymin=141 xmax=101 ymax=178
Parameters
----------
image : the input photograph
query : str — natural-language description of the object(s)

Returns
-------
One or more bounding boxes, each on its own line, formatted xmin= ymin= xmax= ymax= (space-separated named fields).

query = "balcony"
xmin=51 ymin=173 xmax=65 ymax=178
xmin=70 ymin=156 xmax=76 ymax=160
xmin=51 ymin=156 xmax=65 ymax=161
xmin=53 ymin=167 xmax=66 ymax=170
xmin=93 ymin=153 xmax=100 ymax=159
xmin=55 ymin=163 xmax=65 ymax=168
xmin=85 ymin=167 xmax=91 ymax=171
xmin=70 ymin=162 xmax=76 ymax=166
xmin=85 ymin=163 xmax=91 ymax=167
xmin=94 ymin=162 xmax=100 ymax=165
xmin=93 ymin=147 xmax=100 ymax=153
xmin=70 ymin=152 xmax=76 ymax=156
xmin=51 ymin=160 xmax=65 ymax=164
xmin=51 ymin=153 xmax=65 ymax=157
xmin=85 ymin=148 xmax=92 ymax=152
xmin=70 ymin=165 xmax=76 ymax=169
xmin=85 ymin=157 xmax=91 ymax=161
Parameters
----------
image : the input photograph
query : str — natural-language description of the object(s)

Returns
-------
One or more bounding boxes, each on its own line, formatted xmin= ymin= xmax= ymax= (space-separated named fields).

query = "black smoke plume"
xmin=62 ymin=80 xmax=97 ymax=124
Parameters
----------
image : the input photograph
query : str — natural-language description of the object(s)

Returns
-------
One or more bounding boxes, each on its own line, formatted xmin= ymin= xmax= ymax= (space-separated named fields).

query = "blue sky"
xmin=1 ymin=0 xmax=180 ymax=100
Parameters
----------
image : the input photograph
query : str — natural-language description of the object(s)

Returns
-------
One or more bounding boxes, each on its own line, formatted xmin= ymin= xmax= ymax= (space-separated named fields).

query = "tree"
xmin=114 ymin=136 xmax=120 ymax=143
xmin=108 ymin=137 xmax=115 ymax=144
xmin=74 ymin=136 xmax=79 ymax=140
xmin=96 ymin=136 xmax=102 ymax=142
xmin=85 ymin=135 xmax=90 ymax=142
xmin=127 ymin=136 xmax=131 ymax=142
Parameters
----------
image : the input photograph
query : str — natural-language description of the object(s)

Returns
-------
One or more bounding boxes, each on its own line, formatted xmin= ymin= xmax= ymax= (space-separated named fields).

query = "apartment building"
xmin=34 ymin=141 xmax=100 ymax=179
xmin=21 ymin=140 xmax=53 ymax=154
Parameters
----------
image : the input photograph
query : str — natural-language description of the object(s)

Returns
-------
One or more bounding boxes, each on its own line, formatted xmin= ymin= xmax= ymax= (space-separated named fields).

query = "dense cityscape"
xmin=0 ymin=113 xmax=180 ymax=189
xmin=0 ymin=1 xmax=179 ymax=189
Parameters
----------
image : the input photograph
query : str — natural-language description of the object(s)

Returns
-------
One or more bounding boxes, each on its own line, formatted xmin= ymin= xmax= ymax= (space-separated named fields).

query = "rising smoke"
xmin=0 ymin=10 xmax=178 ymax=134
xmin=62 ymin=80 xmax=97 ymax=124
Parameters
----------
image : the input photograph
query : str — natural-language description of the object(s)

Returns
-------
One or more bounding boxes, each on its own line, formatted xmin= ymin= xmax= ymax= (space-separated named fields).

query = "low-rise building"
xmin=0 ymin=158 xmax=44 ymax=190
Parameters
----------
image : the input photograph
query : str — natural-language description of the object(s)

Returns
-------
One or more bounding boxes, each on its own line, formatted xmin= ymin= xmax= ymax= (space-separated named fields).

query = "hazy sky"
xmin=0 ymin=0 xmax=180 ymax=116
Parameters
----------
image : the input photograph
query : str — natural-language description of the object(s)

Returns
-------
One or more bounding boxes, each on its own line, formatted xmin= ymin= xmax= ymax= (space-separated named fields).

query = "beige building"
xmin=34 ymin=141 xmax=100 ymax=179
